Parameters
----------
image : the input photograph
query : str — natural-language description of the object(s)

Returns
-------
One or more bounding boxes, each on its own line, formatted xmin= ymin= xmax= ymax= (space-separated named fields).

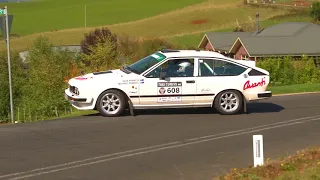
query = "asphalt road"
xmin=0 ymin=93 xmax=320 ymax=180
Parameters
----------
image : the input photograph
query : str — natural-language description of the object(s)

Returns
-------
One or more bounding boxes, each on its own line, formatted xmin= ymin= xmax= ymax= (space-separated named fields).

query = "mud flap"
xmin=128 ymin=99 xmax=135 ymax=116
xmin=243 ymin=94 xmax=247 ymax=114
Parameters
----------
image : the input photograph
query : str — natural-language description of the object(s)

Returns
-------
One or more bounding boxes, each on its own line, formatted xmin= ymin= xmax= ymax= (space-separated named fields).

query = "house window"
xmin=241 ymin=55 xmax=248 ymax=60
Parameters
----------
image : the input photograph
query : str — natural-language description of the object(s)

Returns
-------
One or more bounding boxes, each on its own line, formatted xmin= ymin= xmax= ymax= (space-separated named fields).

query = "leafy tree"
xmin=310 ymin=1 xmax=320 ymax=22
xmin=19 ymin=36 xmax=77 ymax=119
xmin=79 ymin=40 xmax=121 ymax=72
xmin=0 ymin=51 xmax=26 ymax=122
xmin=80 ymin=27 xmax=117 ymax=55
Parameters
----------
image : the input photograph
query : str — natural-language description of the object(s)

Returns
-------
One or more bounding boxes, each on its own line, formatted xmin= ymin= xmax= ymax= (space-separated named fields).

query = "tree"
xmin=310 ymin=1 xmax=320 ymax=22
xmin=19 ymin=36 xmax=77 ymax=119
xmin=80 ymin=27 xmax=117 ymax=55
xmin=79 ymin=40 xmax=121 ymax=72
xmin=0 ymin=51 xmax=26 ymax=122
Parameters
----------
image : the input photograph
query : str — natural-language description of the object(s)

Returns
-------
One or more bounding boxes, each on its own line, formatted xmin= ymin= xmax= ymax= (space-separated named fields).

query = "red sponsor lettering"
xmin=243 ymin=78 xmax=266 ymax=90
xmin=74 ymin=76 xmax=93 ymax=80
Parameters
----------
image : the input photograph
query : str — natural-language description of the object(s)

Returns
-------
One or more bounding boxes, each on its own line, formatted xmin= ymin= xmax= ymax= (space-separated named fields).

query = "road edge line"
xmin=272 ymin=91 xmax=320 ymax=97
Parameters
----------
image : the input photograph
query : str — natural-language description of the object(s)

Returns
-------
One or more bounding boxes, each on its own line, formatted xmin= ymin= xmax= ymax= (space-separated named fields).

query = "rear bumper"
xmin=246 ymin=91 xmax=272 ymax=101
xmin=258 ymin=91 xmax=272 ymax=98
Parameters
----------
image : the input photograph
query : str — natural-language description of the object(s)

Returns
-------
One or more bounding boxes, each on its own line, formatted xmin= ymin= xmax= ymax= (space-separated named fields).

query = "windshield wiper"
xmin=120 ymin=65 xmax=132 ymax=74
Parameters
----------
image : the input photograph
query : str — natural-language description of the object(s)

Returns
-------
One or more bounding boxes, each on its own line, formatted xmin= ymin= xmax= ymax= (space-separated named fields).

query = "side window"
xmin=198 ymin=59 xmax=247 ymax=76
xmin=146 ymin=58 xmax=194 ymax=78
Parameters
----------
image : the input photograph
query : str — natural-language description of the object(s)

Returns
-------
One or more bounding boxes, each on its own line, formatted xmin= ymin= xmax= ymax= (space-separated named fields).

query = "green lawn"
xmin=1 ymin=0 xmax=205 ymax=35
xmin=269 ymin=83 xmax=320 ymax=95
xmin=0 ymin=0 xmax=293 ymax=52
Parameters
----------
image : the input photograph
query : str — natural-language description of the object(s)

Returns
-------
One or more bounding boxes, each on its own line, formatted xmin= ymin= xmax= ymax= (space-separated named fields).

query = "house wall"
xmin=204 ymin=42 xmax=214 ymax=51
xmin=234 ymin=44 xmax=254 ymax=60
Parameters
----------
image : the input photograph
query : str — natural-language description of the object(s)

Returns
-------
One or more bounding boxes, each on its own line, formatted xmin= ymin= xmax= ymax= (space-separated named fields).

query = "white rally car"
xmin=65 ymin=49 xmax=272 ymax=117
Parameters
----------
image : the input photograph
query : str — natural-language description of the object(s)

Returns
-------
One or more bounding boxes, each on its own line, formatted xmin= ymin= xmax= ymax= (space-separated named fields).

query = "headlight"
xmin=69 ymin=84 xmax=80 ymax=95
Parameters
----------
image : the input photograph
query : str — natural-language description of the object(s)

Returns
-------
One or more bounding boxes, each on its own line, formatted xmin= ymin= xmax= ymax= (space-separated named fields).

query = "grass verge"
xmin=269 ymin=83 xmax=320 ymax=95
xmin=217 ymin=145 xmax=320 ymax=180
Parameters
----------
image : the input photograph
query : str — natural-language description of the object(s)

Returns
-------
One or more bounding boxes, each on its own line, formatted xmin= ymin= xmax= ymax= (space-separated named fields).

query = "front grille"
xmin=69 ymin=85 xmax=79 ymax=95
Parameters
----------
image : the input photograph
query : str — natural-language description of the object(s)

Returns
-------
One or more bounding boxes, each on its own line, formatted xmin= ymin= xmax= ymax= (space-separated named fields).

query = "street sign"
xmin=0 ymin=15 xmax=13 ymax=40
xmin=0 ymin=9 xmax=5 ymax=15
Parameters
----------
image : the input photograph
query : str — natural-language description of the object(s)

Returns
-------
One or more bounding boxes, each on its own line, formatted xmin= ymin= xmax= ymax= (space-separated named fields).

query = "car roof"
xmin=158 ymin=49 xmax=226 ymax=59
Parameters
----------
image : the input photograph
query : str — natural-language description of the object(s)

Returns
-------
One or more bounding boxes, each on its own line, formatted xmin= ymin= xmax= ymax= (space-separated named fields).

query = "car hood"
xmin=69 ymin=69 xmax=127 ymax=84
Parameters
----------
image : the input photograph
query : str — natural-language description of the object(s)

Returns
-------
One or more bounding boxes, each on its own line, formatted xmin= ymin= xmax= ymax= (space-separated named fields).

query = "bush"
xmin=310 ymin=1 xmax=320 ymax=22
xmin=79 ymin=40 xmax=121 ymax=73
xmin=0 ymin=51 xmax=26 ymax=122
xmin=80 ymin=27 xmax=117 ymax=55
xmin=117 ymin=35 xmax=180 ymax=63
xmin=18 ymin=36 xmax=78 ymax=120
xmin=79 ymin=30 xmax=181 ymax=72
xmin=257 ymin=56 xmax=320 ymax=86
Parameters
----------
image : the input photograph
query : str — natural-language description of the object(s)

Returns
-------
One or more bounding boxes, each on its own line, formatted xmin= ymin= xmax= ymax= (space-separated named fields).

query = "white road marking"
xmin=0 ymin=141 xmax=181 ymax=179
xmin=186 ymin=115 xmax=320 ymax=141
xmin=2 ymin=115 xmax=320 ymax=180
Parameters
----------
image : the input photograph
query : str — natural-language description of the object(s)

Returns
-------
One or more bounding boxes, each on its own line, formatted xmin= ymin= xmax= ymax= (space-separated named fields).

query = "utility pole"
xmin=256 ymin=12 xmax=260 ymax=32
xmin=1 ymin=6 xmax=14 ymax=123
xmin=85 ymin=5 xmax=87 ymax=28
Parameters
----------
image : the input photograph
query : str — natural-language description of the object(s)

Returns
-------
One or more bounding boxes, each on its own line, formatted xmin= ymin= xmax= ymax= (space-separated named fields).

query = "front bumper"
xmin=64 ymin=89 xmax=95 ymax=110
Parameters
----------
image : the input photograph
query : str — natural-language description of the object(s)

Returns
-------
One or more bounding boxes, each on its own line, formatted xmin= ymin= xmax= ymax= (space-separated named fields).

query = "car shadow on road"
xmin=246 ymin=102 xmax=285 ymax=114
xmin=85 ymin=102 xmax=285 ymax=117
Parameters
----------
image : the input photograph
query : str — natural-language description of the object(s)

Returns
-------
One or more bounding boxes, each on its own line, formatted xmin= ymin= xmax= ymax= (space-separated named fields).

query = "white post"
xmin=253 ymin=135 xmax=264 ymax=167
xmin=4 ymin=6 xmax=14 ymax=124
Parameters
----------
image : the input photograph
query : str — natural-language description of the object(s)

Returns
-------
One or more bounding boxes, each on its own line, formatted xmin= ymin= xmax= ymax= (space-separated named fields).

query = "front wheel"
xmin=214 ymin=90 xmax=243 ymax=115
xmin=96 ymin=90 xmax=126 ymax=117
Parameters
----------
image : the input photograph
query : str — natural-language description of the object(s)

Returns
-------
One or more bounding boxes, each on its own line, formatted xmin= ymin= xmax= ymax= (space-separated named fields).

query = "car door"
xmin=195 ymin=58 xmax=248 ymax=106
xmin=137 ymin=58 xmax=197 ymax=108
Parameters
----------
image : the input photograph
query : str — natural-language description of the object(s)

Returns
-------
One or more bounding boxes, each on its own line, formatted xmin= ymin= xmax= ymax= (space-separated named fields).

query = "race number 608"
xmin=167 ymin=87 xmax=180 ymax=94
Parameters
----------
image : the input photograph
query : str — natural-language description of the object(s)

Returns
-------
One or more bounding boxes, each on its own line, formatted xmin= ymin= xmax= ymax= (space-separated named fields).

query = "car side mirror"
xmin=159 ymin=72 xmax=167 ymax=80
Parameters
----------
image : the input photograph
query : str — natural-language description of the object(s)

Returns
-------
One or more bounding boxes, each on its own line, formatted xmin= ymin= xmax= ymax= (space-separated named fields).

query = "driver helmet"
xmin=176 ymin=60 xmax=192 ymax=73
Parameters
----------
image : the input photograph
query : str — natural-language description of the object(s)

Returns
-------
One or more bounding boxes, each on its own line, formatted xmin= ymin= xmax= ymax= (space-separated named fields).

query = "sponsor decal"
xmin=157 ymin=82 xmax=182 ymax=95
xmin=159 ymin=87 xmax=166 ymax=94
xmin=243 ymin=77 xmax=266 ymax=90
xmin=157 ymin=82 xmax=182 ymax=103
xmin=157 ymin=96 xmax=182 ymax=102
xmin=201 ymin=88 xmax=210 ymax=93
xmin=118 ymin=79 xmax=145 ymax=85
xmin=74 ymin=76 xmax=93 ymax=80
xmin=151 ymin=53 xmax=166 ymax=62
xmin=129 ymin=90 xmax=138 ymax=94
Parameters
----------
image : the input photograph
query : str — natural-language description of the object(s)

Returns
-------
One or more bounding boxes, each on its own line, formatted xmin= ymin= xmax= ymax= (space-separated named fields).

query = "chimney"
xmin=256 ymin=12 xmax=260 ymax=32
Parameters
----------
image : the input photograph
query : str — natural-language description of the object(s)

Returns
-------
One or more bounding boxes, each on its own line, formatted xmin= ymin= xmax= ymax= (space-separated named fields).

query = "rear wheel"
xmin=96 ymin=90 xmax=126 ymax=117
xmin=214 ymin=90 xmax=243 ymax=115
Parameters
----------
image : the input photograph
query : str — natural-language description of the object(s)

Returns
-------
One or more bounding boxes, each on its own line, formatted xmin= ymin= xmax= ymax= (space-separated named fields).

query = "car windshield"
xmin=125 ymin=52 xmax=166 ymax=74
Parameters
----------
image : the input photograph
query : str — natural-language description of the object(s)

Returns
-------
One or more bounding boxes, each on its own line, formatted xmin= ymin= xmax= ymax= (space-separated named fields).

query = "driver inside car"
xmin=164 ymin=59 xmax=194 ymax=77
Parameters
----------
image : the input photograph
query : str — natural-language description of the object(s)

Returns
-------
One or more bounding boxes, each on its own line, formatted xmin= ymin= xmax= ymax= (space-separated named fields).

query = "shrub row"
xmin=256 ymin=56 xmax=320 ymax=86
xmin=0 ymin=28 xmax=185 ymax=123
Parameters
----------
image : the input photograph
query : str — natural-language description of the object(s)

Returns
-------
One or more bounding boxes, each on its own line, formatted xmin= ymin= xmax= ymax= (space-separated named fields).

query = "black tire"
xmin=96 ymin=89 xmax=126 ymax=117
xmin=214 ymin=90 xmax=243 ymax=115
